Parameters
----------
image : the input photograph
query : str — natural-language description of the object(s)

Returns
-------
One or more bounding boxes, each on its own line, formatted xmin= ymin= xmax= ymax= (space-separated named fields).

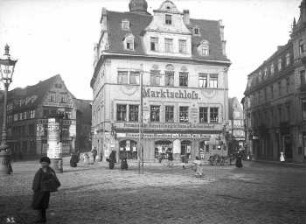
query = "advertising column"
xmin=47 ymin=118 xmax=63 ymax=173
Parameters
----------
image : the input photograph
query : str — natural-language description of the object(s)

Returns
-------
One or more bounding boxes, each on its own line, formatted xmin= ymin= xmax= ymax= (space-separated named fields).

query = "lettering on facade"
xmin=120 ymin=122 xmax=216 ymax=129
xmin=143 ymin=88 xmax=199 ymax=100
xmin=119 ymin=133 xmax=212 ymax=140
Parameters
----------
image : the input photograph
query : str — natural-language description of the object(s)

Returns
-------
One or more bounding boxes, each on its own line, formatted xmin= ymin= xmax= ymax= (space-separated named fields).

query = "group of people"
xmin=106 ymin=149 xmax=128 ymax=170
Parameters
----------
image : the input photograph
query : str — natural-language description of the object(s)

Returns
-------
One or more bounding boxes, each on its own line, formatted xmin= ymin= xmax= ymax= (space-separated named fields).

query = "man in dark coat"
xmin=107 ymin=149 xmax=116 ymax=169
xmin=32 ymin=157 xmax=61 ymax=223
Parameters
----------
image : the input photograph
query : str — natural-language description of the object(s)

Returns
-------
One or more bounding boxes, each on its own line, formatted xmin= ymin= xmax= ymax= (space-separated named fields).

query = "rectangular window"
xmin=300 ymin=70 xmax=306 ymax=85
xmin=150 ymin=37 xmax=158 ymax=51
xmin=118 ymin=71 xmax=129 ymax=84
xmin=150 ymin=70 xmax=161 ymax=86
xmin=210 ymin=107 xmax=219 ymax=123
xmin=278 ymin=107 xmax=282 ymax=122
xmin=165 ymin=106 xmax=174 ymax=122
xmin=179 ymin=72 xmax=188 ymax=87
xmin=179 ymin=40 xmax=187 ymax=53
xmin=50 ymin=93 xmax=56 ymax=102
xmin=122 ymin=20 xmax=130 ymax=30
xmin=199 ymin=73 xmax=208 ymax=88
xmin=117 ymin=104 xmax=127 ymax=121
xmin=179 ymin=106 xmax=189 ymax=123
xmin=165 ymin=38 xmax=173 ymax=53
xmin=271 ymin=85 xmax=274 ymax=99
xmin=130 ymin=71 xmax=140 ymax=84
xmin=30 ymin=110 xmax=36 ymax=119
xmin=60 ymin=94 xmax=67 ymax=103
xmin=209 ymin=74 xmax=218 ymax=88
xmin=278 ymin=58 xmax=282 ymax=71
xmin=150 ymin=105 xmax=160 ymax=122
xmin=14 ymin=114 xmax=18 ymax=121
xmin=165 ymin=71 xmax=174 ymax=86
xmin=165 ymin=14 xmax=172 ymax=25
xmin=199 ymin=107 xmax=208 ymax=123
xmin=126 ymin=39 xmax=134 ymax=50
xmin=129 ymin=105 xmax=139 ymax=122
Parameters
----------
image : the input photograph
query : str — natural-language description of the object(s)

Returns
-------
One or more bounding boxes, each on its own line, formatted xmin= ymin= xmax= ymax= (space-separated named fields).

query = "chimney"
xmin=183 ymin=10 xmax=190 ymax=25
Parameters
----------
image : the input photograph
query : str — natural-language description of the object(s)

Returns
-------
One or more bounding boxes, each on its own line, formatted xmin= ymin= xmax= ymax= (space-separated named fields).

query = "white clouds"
xmin=0 ymin=0 xmax=301 ymax=100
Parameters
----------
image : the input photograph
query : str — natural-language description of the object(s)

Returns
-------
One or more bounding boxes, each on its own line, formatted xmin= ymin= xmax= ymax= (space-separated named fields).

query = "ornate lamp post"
xmin=0 ymin=44 xmax=17 ymax=175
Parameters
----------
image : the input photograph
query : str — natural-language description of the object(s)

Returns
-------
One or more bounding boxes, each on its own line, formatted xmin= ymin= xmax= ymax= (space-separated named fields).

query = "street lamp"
xmin=0 ymin=44 xmax=17 ymax=175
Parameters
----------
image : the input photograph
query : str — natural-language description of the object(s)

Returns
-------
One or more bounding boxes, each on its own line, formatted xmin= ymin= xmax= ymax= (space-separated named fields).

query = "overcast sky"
xmin=0 ymin=0 xmax=301 ymax=101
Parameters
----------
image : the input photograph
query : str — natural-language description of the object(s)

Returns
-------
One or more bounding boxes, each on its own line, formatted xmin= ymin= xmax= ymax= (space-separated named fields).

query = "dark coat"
xmin=32 ymin=167 xmax=60 ymax=210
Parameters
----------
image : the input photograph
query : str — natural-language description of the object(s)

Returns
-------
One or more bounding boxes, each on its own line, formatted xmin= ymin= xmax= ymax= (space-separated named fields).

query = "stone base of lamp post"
xmin=0 ymin=146 xmax=12 ymax=176
xmin=50 ymin=158 xmax=63 ymax=173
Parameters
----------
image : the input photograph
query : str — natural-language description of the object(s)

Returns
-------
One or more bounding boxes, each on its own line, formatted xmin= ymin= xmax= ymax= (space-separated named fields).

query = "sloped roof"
xmin=6 ymin=75 xmax=60 ymax=111
xmin=104 ymin=10 xmax=229 ymax=62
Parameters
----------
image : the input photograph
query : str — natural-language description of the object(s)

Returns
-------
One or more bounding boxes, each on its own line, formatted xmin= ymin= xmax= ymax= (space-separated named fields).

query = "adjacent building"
xmin=0 ymin=75 xmax=91 ymax=157
xmin=74 ymin=98 xmax=92 ymax=153
xmin=244 ymin=0 xmax=306 ymax=163
xmin=228 ymin=97 xmax=245 ymax=153
xmin=91 ymin=0 xmax=231 ymax=162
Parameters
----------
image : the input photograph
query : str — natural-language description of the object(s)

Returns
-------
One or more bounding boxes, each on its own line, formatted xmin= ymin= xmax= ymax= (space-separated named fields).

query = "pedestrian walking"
xmin=91 ymin=148 xmax=97 ymax=163
xmin=83 ymin=153 xmax=90 ymax=165
xmin=32 ymin=157 xmax=61 ymax=223
xmin=120 ymin=150 xmax=128 ymax=170
xmin=70 ymin=153 xmax=79 ymax=167
xmin=193 ymin=156 xmax=204 ymax=177
xmin=235 ymin=151 xmax=243 ymax=168
xmin=107 ymin=149 xmax=116 ymax=169
xmin=280 ymin=151 xmax=285 ymax=162
xmin=166 ymin=148 xmax=173 ymax=167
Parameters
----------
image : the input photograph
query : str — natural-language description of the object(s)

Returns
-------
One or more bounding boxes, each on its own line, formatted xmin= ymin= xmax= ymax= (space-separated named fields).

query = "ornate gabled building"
xmin=228 ymin=97 xmax=245 ymax=152
xmin=0 ymin=75 xmax=77 ymax=157
xmin=244 ymin=0 xmax=306 ymax=163
xmin=91 ymin=0 xmax=231 ymax=162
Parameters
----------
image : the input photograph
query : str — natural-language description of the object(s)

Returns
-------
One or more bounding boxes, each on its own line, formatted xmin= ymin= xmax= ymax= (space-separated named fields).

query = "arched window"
xmin=198 ymin=40 xmax=209 ymax=56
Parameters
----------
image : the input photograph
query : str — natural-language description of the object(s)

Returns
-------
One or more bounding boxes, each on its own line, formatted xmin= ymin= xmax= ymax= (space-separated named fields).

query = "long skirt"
xmin=236 ymin=158 xmax=243 ymax=168
xmin=32 ymin=191 xmax=50 ymax=210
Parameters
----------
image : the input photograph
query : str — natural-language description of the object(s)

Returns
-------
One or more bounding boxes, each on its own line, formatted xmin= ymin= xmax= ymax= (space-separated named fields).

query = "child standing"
xmin=32 ymin=157 xmax=61 ymax=223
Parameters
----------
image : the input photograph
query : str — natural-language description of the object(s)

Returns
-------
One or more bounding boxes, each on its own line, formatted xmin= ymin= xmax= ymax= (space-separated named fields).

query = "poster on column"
xmin=47 ymin=118 xmax=62 ymax=159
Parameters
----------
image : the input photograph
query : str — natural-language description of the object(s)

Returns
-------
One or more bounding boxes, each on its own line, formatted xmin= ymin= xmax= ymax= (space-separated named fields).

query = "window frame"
xmin=117 ymin=71 xmax=129 ymax=84
xmin=179 ymin=39 xmax=187 ymax=54
xmin=165 ymin=71 xmax=174 ymax=87
xmin=165 ymin=14 xmax=172 ymax=25
xmin=150 ymin=37 xmax=159 ymax=52
xmin=129 ymin=105 xmax=139 ymax=122
xmin=199 ymin=107 xmax=208 ymax=123
xmin=150 ymin=105 xmax=160 ymax=122
xmin=199 ymin=73 xmax=208 ymax=88
xmin=117 ymin=104 xmax=127 ymax=121
xmin=165 ymin=106 xmax=174 ymax=123
xmin=179 ymin=106 xmax=189 ymax=123
xmin=210 ymin=107 xmax=219 ymax=123
xmin=179 ymin=72 xmax=188 ymax=87
xmin=209 ymin=74 xmax=218 ymax=88
xmin=165 ymin=38 xmax=173 ymax=53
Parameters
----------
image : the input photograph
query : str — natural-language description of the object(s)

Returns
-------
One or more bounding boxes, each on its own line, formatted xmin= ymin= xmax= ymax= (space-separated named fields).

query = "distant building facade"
xmin=0 ymin=75 xmax=77 ymax=157
xmin=244 ymin=0 xmax=306 ymax=163
xmin=228 ymin=97 xmax=245 ymax=153
xmin=90 ymin=0 xmax=231 ymax=162
xmin=74 ymin=98 xmax=92 ymax=153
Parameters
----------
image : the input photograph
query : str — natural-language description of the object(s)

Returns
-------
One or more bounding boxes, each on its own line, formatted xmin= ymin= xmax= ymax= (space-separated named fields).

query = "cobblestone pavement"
xmin=0 ymin=159 xmax=306 ymax=224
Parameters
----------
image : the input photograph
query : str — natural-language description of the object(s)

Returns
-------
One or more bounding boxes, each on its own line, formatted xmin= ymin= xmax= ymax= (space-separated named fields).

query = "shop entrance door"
xmin=181 ymin=140 xmax=192 ymax=158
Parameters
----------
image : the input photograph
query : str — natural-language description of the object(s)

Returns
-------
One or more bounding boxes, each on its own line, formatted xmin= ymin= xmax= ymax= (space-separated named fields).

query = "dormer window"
xmin=264 ymin=68 xmax=268 ymax=78
xmin=193 ymin=27 xmax=200 ymax=36
xmin=124 ymin=34 xmax=134 ymax=51
xmin=165 ymin=14 xmax=172 ymax=25
xmin=198 ymin=40 xmax=209 ymax=56
xmin=122 ymin=20 xmax=130 ymax=30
